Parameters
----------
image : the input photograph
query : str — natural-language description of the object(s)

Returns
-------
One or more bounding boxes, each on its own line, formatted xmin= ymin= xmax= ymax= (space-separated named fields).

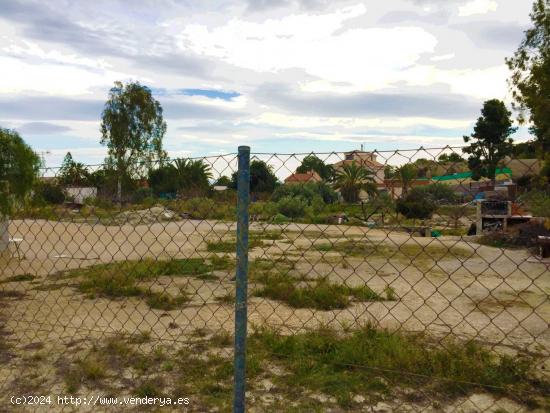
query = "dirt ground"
xmin=1 ymin=218 xmax=549 ymax=412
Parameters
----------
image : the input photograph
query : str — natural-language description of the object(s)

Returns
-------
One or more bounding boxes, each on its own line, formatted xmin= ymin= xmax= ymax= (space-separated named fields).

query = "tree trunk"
xmin=0 ymin=216 xmax=8 ymax=258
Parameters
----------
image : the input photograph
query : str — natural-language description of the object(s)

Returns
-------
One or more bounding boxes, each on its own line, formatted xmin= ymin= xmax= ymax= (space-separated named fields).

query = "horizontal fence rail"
xmin=0 ymin=146 xmax=548 ymax=412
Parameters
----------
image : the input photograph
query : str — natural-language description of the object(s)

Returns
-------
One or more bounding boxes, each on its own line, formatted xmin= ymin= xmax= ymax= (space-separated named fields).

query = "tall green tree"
xmin=230 ymin=160 xmax=279 ymax=193
xmin=334 ymin=162 xmax=377 ymax=203
xmin=0 ymin=128 xmax=41 ymax=214
xmin=462 ymin=99 xmax=517 ymax=185
xmin=100 ymin=81 xmax=167 ymax=202
xmin=506 ymin=0 xmax=550 ymax=153
xmin=296 ymin=155 xmax=334 ymax=181
xmin=438 ymin=153 xmax=464 ymax=163
xmin=58 ymin=152 xmax=90 ymax=186
xmin=0 ymin=128 xmax=41 ymax=254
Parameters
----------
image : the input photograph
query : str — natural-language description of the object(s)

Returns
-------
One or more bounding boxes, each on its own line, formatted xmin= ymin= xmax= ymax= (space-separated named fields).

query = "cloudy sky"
xmin=0 ymin=0 xmax=534 ymax=167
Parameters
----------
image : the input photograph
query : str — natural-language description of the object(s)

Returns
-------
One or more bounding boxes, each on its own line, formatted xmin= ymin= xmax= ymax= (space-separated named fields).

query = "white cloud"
xmin=0 ymin=0 xmax=531 ymax=163
xmin=0 ymin=40 xmax=136 ymax=95
xmin=272 ymin=131 xmax=465 ymax=148
xmin=248 ymin=112 xmax=472 ymax=129
xmin=430 ymin=53 xmax=455 ymax=62
xmin=180 ymin=4 xmax=438 ymax=91
xmin=401 ymin=64 xmax=509 ymax=100
xmin=458 ymin=0 xmax=498 ymax=17
xmin=0 ymin=55 xmax=130 ymax=96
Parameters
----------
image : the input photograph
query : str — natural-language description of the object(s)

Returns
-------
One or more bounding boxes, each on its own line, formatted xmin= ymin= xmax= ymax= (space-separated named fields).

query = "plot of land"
xmin=1 ymin=218 xmax=549 ymax=411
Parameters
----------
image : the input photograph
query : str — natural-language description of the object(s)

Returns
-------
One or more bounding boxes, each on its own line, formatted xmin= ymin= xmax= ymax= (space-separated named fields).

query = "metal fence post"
xmin=0 ymin=181 xmax=9 ymax=258
xmin=233 ymin=146 xmax=250 ymax=413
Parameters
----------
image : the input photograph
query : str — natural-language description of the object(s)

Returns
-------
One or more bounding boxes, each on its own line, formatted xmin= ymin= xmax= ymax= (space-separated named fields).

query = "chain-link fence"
xmin=0 ymin=146 xmax=548 ymax=412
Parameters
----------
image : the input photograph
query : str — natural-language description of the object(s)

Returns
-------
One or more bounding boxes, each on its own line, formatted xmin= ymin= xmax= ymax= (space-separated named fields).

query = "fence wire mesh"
xmin=0 ymin=147 xmax=548 ymax=412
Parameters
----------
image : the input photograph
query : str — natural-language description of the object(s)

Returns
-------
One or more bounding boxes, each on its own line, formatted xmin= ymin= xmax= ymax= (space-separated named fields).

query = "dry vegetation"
xmin=0 ymin=219 xmax=548 ymax=411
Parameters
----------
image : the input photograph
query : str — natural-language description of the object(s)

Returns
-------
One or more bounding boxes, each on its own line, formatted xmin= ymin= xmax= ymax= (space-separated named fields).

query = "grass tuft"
xmin=314 ymin=241 xmax=474 ymax=263
xmin=135 ymin=378 xmax=164 ymax=397
xmin=206 ymin=237 xmax=265 ymax=253
xmin=71 ymin=258 xmax=229 ymax=308
xmin=215 ymin=291 xmax=235 ymax=304
xmin=0 ymin=274 xmax=36 ymax=284
xmin=254 ymin=273 xmax=383 ymax=310
xmin=146 ymin=291 xmax=189 ymax=311
xmin=249 ymin=325 xmax=546 ymax=408
xmin=384 ymin=285 xmax=397 ymax=301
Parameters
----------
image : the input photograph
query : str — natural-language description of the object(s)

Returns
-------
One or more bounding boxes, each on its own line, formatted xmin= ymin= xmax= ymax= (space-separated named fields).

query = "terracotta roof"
xmin=284 ymin=170 xmax=322 ymax=183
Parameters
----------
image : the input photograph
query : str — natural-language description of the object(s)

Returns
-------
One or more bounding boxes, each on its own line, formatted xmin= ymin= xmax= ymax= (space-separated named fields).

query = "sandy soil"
xmin=0 ymin=218 xmax=548 ymax=411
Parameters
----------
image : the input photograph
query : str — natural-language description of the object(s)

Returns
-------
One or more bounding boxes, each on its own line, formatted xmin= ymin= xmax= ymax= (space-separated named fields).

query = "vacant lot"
xmin=1 ymin=218 xmax=549 ymax=411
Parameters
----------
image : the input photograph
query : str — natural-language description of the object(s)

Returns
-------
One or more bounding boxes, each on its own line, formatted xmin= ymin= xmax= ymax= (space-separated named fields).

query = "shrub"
xmin=182 ymin=197 xmax=216 ymax=219
xmin=85 ymin=196 xmax=113 ymax=209
xmin=273 ymin=213 xmax=288 ymax=224
xmin=396 ymin=187 xmax=437 ymax=220
xmin=33 ymin=182 xmax=65 ymax=205
xmin=276 ymin=196 xmax=308 ymax=218
xmin=132 ymin=187 xmax=154 ymax=204
xmin=520 ymin=190 xmax=550 ymax=217
xmin=177 ymin=197 xmax=235 ymax=220
xmin=422 ymin=183 xmax=457 ymax=204
xmin=250 ymin=201 xmax=278 ymax=220
xmin=272 ymin=182 xmax=337 ymax=205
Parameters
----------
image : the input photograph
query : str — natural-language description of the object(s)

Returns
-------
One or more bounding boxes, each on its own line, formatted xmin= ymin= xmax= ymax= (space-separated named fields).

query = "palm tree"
xmin=396 ymin=164 xmax=417 ymax=196
xmin=173 ymin=158 xmax=213 ymax=194
xmin=334 ymin=162 xmax=377 ymax=203
xmin=59 ymin=152 xmax=90 ymax=186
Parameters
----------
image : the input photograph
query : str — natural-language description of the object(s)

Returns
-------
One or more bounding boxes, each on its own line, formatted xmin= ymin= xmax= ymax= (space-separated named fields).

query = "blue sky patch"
xmin=180 ymin=89 xmax=241 ymax=101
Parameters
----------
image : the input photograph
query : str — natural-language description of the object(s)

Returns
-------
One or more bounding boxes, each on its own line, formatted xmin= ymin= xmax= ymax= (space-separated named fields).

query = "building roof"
xmin=431 ymin=167 xmax=512 ymax=183
xmin=284 ymin=170 xmax=322 ymax=183
xmin=333 ymin=151 xmax=384 ymax=170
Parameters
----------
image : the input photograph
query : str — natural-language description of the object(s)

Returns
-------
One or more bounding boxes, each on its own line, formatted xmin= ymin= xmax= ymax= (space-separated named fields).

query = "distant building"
xmin=284 ymin=170 xmax=322 ymax=185
xmin=382 ymin=178 xmax=430 ymax=199
xmin=332 ymin=151 xmax=385 ymax=184
xmin=65 ymin=187 xmax=97 ymax=205
xmin=431 ymin=168 xmax=513 ymax=196
xmin=332 ymin=151 xmax=385 ymax=200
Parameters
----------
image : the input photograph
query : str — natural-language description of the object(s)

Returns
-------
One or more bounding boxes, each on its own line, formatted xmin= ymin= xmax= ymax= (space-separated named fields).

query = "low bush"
xmin=177 ymin=197 xmax=235 ymax=220
xmin=132 ymin=187 xmax=154 ymax=204
xmin=520 ymin=190 xmax=550 ymax=217
xmin=271 ymin=182 xmax=338 ymax=219
xmin=276 ymin=196 xmax=308 ymax=219
xmin=272 ymin=182 xmax=338 ymax=205
xmin=249 ymin=201 xmax=278 ymax=220
xmin=33 ymin=182 xmax=65 ymax=205
xmin=422 ymin=183 xmax=457 ymax=204
xmin=396 ymin=187 xmax=437 ymax=220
